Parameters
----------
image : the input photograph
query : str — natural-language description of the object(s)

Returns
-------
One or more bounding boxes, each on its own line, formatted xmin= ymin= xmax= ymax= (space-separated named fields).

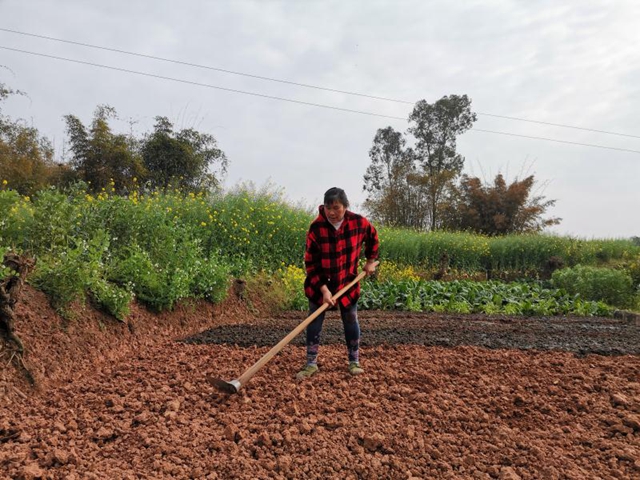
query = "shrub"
xmin=625 ymin=257 xmax=640 ymax=290
xmin=376 ymin=262 xmax=421 ymax=282
xmin=552 ymin=265 xmax=635 ymax=309
xmin=31 ymin=231 xmax=112 ymax=315
xmin=109 ymin=244 xmax=169 ymax=311
xmin=90 ymin=279 xmax=134 ymax=321
xmin=0 ymin=189 xmax=35 ymax=248
xmin=278 ymin=264 xmax=307 ymax=310
xmin=191 ymin=257 xmax=230 ymax=304
xmin=28 ymin=186 xmax=79 ymax=253
xmin=32 ymin=251 xmax=90 ymax=312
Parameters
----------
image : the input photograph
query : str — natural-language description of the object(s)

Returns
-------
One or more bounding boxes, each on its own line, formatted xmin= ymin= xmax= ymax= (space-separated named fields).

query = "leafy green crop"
xmin=359 ymin=279 xmax=612 ymax=317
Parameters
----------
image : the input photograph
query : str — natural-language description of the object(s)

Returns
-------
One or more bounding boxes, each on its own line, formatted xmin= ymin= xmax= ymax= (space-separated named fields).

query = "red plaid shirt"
xmin=304 ymin=206 xmax=379 ymax=308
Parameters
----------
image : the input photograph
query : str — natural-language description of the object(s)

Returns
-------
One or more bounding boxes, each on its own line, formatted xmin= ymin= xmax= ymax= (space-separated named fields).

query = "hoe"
xmin=209 ymin=262 xmax=378 ymax=394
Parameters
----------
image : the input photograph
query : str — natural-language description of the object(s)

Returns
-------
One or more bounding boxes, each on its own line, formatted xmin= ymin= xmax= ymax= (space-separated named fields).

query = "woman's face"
xmin=325 ymin=201 xmax=346 ymax=224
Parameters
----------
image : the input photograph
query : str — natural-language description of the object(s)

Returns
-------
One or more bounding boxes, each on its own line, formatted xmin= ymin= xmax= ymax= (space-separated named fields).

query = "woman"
xmin=297 ymin=187 xmax=379 ymax=379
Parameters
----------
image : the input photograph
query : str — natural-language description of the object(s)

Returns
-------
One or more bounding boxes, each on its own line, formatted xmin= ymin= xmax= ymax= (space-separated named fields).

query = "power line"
xmin=471 ymin=129 xmax=640 ymax=154
xmin=0 ymin=28 xmax=406 ymax=104
xmin=0 ymin=46 xmax=407 ymax=121
xmin=2 ymin=45 xmax=640 ymax=155
xmin=475 ymin=113 xmax=640 ymax=139
xmin=2 ymin=26 xmax=639 ymax=140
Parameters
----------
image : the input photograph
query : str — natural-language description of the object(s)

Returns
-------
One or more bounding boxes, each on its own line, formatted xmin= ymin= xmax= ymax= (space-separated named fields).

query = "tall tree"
xmin=141 ymin=117 xmax=228 ymax=192
xmin=363 ymin=127 xmax=427 ymax=228
xmin=408 ymin=94 xmax=477 ymax=230
xmin=64 ymin=105 xmax=145 ymax=194
xmin=0 ymin=82 xmax=70 ymax=195
xmin=444 ymin=173 xmax=561 ymax=235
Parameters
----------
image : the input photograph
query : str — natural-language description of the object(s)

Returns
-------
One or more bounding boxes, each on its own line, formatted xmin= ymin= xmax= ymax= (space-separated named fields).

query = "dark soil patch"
xmin=185 ymin=311 xmax=640 ymax=356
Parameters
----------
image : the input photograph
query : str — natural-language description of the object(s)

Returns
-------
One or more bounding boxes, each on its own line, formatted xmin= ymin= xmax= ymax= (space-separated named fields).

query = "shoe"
xmin=349 ymin=362 xmax=364 ymax=376
xmin=296 ymin=364 xmax=318 ymax=380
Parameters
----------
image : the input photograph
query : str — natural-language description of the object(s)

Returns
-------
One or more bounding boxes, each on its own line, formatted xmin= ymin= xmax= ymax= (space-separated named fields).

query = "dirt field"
xmin=1 ymin=297 xmax=639 ymax=479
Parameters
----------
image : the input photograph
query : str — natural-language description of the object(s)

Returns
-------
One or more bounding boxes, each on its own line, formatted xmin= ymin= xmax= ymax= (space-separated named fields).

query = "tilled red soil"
xmin=1 ymin=289 xmax=639 ymax=479
xmin=1 ymin=331 xmax=639 ymax=478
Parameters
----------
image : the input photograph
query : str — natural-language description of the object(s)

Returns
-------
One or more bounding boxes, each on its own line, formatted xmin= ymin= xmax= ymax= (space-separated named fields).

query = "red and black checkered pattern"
xmin=304 ymin=205 xmax=379 ymax=308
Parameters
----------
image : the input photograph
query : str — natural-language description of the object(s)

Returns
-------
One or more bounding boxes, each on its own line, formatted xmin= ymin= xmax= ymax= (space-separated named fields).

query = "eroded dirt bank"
xmin=1 ymin=341 xmax=639 ymax=479
xmin=0 ymin=285 xmax=254 ymax=401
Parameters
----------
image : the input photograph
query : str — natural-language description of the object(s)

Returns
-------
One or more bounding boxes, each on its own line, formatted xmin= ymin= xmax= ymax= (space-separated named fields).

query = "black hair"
xmin=324 ymin=187 xmax=349 ymax=208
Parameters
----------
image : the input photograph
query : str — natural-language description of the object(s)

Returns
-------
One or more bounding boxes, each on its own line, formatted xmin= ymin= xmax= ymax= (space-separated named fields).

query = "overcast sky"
xmin=1 ymin=0 xmax=639 ymax=238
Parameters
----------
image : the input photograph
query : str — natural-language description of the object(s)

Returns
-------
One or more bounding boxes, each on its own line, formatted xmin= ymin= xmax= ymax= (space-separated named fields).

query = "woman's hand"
xmin=364 ymin=259 xmax=378 ymax=276
xmin=321 ymin=286 xmax=335 ymax=307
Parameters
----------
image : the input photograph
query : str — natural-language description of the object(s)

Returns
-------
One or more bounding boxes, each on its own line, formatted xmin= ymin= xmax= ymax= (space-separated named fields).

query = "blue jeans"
xmin=305 ymin=301 xmax=360 ymax=366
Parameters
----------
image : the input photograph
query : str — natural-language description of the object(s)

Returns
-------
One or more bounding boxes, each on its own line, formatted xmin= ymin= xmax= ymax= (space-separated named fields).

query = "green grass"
xmin=378 ymin=229 xmax=489 ymax=271
xmin=379 ymin=227 xmax=640 ymax=277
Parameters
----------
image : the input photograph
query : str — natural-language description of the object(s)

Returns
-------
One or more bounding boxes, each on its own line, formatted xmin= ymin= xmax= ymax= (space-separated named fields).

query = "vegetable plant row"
xmin=359 ymin=279 xmax=612 ymax=317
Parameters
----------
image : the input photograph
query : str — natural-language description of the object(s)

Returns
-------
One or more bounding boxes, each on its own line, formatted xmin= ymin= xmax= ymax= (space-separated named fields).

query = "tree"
xmin=64 ymin=105 xmax=145 ymax=194
xmin=0 ymin=82 xmax=69 ymax=195
xmin=408 ymin=94 xmax=477 ymax=230
xmin=443 ymin=173 xmax=561 ymax=235
xmin=363 ymin=127 xmax=427 ymax=228
xmin=141 ymin=117 xmax=228 ymax=192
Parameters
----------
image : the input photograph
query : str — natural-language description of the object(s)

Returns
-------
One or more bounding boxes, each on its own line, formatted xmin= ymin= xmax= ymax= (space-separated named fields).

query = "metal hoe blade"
xmin=209 ymin=377 xmax=241 ymax=394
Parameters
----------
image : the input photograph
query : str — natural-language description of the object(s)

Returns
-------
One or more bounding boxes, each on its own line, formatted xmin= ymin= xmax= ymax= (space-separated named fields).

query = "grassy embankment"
xmin=1 ymin=183 xmax=638 ymax=319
